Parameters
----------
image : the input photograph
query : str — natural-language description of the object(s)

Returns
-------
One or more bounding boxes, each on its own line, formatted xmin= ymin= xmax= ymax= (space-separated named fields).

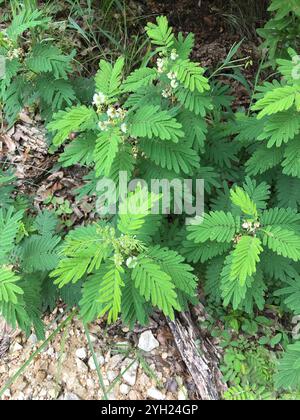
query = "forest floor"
xmin=0 ymin=0 xmax=268 ymax=400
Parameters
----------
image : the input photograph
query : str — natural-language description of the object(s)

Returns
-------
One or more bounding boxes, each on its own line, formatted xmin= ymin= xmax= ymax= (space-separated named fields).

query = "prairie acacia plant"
xmin=47 ymin=16 xmax=209 ymax=325
xmin=0 ymin=8 xmax=75 ymax=125
xmin=2 ymin=14 xmax=300 ymax=395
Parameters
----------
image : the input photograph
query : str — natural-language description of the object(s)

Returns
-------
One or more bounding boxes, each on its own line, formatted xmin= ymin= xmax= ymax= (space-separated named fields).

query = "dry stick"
xmin=0 ymin=309 xmax=77 ymax=399
xmin=166 ymin=307 xmax=226 ymax=401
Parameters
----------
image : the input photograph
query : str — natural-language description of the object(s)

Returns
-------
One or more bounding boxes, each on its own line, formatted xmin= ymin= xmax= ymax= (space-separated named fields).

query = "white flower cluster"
xmin=7 ymin=48 xmax=22 ymax=61
xmin=93 ymin=92 xmax=107 ymax=107
xmin=167 ymin=71 xmax=178 ymax=88
xmin=162 ymin=71 xmax=178 ymax=99
xmin=242 ymin=221 xmax=260 ymax=231
xmin=114 ymin=253 xmax=124 ymax=267
xmin=156 ymin=57 xmax=168 ymax=74
xmin=156 ymin=48 xmax=178 ymax=74
xmin=170 ymin=49 xmax=179 ymax=61
xmin=94 ymin=92 xmax=128 ymax=134
xmin=126 ymin=256 xmax=138 ymax=269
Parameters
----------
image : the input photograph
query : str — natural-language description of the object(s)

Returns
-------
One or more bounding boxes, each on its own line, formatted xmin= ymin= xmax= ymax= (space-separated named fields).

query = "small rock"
xmin=48 ymin=388 xmax=57 ymax=399
xmin=166 ymin=378 xmax=178 ymax=393
xmin=107 ymin=389 xmax=117 ymax=400
xmin=28 ymin=334 xmax=38 ymax=345
xmin=62 ymin=393 xmax=81 ymax=400
xmin=88 ymin=353 xmax=105 ymax=371
xmin=122 ymin=359 xmax=139 ymax=386
xmin=147 ymin=387 xmax=166 ymax=400
xmin=178 ymin=387 xmax=188 ymax=400
xmin=16 ymin=391 xmax=25 ymax=400
xmin=0 ymin=365 xmax=7 ymax=374
xmin=139 ymin=372 xmax=150 ymax=387
xmin=161 ymin=352 xmax=168 ymax=360
xmin=138 ymin=330 xmax=159 ymax=352
xmin=89 ymin=334 xmax=97 ymax=343
xmin=86 ymin=378 xmax=95 ymax=389
xmin=120 ymin=384 xmax=130 ymax=395
xmin=107 ymin=370 xmax=117 ymax=382
xmin=75 ymin=348 xmax=87 ymax=360
xmin=47 ymin=347 xmax=55 ymax=357
xmin=11 ymin=342 xmax=23 ymax=352
xmin=3 ymin=390 xmax=11 ymax=398
xmin=76 ymin=358 xmax=88 ymax=373
xmin=108 ymin=354 xmax=124 ymax=369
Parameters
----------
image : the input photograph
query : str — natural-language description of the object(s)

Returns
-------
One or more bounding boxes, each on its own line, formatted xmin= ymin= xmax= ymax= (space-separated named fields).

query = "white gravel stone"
xmin=107 ymin=370 xmax=117 ymax=382
xmin=120 ymin=383 xmax=130 ymax=395
xmin=28 ymin=334 xmax=38 ymax=345
xmin=11 ymin=342 xmax=23 ymax=352
xmin=147 ymin=387 xmax=166 ymax=400
xmin=62 ymin=393 xmax=81 ymax=400
xmin=76 ymin=358 xmax=88 ymax=373
xmin=178 ymin=388 xmax=188 ymax=400
xmin=75 ymin=348 xmax=87 ymax=360
xmin=138 ymin=330 xmax=159 ymax=352
xmin=122 ymin=359 xmax=139 ymax=386
xmin=88 ymin=353 xmax=105 ymax=370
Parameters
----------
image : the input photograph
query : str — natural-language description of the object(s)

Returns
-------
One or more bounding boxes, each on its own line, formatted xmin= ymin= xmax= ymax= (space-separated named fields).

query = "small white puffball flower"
xmin=114 ymin=253 xmax=124 ymax=267
xmin=7 ymin=48 xmax=22 ymax=60
xmin=120 ymin=123 xmax=127 ymax=134
xmin=126 ymin=256 xmax=138 ymax=269
xmin=157 ymin=58 xmax=164 ymax=67
xmin=254 ymin=222 xmax=261 ymax=229
xmin=170 ymin=49 xmax=179 ymax=60
xmin=170 ymin=79 xmax=179 ymax=89
xmin=167 ymin=71 xmax=177 ymax=80
xmin=115 ymin=108 xmax=123 ymax=118
xmin=242 ymin=221 xmax=252 ymax=230
xmin=162 ymin=89 xmax=171 ymax=98
xmin=107 ymin=106 xmax=118 ymax=119
xmin=93 ymin=92 xmax=107 ymax=106
xmin=157 ymin=57 xmax=167 ymax=73
xmin=98 ymin=120 xmax=109 ymax=131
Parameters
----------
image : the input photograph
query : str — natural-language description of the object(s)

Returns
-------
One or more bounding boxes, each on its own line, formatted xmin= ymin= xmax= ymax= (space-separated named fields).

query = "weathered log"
xmin=167 ymin=306 xmax=226 ymax=400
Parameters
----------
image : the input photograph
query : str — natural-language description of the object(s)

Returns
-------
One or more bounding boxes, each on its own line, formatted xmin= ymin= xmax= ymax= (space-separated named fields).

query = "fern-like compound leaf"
xmin=187 ymin=211 xmax=239 ymax=243
xmin=48 ymin=106 xmax=97 ymax=146
xmin=129 ymin=105 xmax=184 ymax=142
xmin=94 ymin=129 xmax=121 ymax=177
xmin=131 ymin=255 xmax=179 ymax=319
xmin=173 ymin=59 xmax=210 ymax=93
xmin=95 ymin=57 xmax=125 ymax=100
xmin=145 ymin=16 xmax=174 ymax=50
xmin=0 ymin=267 xmax=23 ymax=304
xmin=230 ymin=236 xmax=263 ymax=285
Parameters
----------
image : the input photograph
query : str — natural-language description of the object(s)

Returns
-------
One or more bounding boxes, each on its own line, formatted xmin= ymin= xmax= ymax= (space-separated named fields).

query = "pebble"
xmin=76 ymin=358 xmax=88 ymax=373
xmin=138 ymin=331 xmax=159 ymax=352
xmin=107 ymin=370 xmax=117 ymax=382
xmin=28 ymin=334 xmax=38 ymax=345
xmin=178 ymin=389 xmax=187 ymax=400
xmin=11 ymin=342 xmax=23 ymax=352
xmin=122 ymin=359 xmax=139 ymax=386
xmin=166 ymin=378 xmax=178 ymax=393
xmin=147 ymin=387 xmax=166 ymax=400
xmin=88 ymin=353 xmax=105 ymax=370
xmin=75 ymin=348 xmax=87 ymax=360
xmin=62 ymin=393 xmax=81 ymax=400
xmin=119 ymin=383 xmax=130 ymax=395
